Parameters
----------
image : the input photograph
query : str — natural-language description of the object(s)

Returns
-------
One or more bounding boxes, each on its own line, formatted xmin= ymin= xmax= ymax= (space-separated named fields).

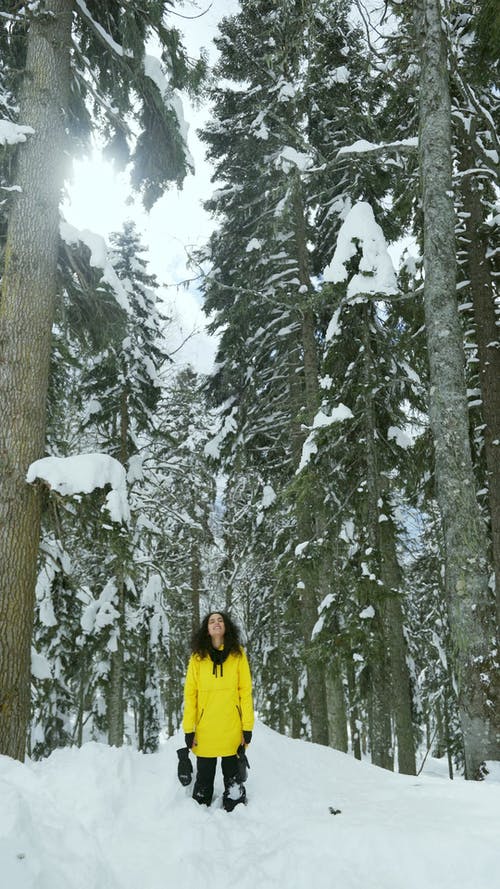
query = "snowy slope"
xmin=1 ymin=721 xmax=499 ymax=889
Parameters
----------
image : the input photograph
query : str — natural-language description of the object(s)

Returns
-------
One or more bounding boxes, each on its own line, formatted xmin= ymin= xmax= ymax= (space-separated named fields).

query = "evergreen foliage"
xmin=1 ymin=0 xmax=498 ymax=776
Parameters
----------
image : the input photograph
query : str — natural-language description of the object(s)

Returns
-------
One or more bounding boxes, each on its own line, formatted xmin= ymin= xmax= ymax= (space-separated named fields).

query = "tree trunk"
xmin=378 ymin=506 xmax=417 ymax=775
xmin=0 ymin=0 xmax=73 ymax=761
xmin=459 ymin=144 xmax=500 ymax=633
xmin=326 ymin=665 xmax=348 ymax=752
xmin=108 ymin=579 xmax=125 ymax=747
xmin=288 ymin=175 xmax=329 ymax=746
xmin=417 ymin=0 xmax=500 ymax=777
xmin=191 ymin=538 xmax=201 ymax=633
xmin=108 ymin=388 xmax=129 ymax=747
xmin=345 ymin=659 xmax=362 ymax=759
xmin=361 ymin=304 xmax=394 ymax=771
xmin=137 ymin=623 xmax=148 ymax=752
xmin=76 ymin=655 xmax=87 ymax=748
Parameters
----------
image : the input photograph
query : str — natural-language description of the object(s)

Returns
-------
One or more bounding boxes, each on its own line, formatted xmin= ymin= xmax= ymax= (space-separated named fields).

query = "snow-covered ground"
xmin=1 ymin=721 xmax=499 ymax=889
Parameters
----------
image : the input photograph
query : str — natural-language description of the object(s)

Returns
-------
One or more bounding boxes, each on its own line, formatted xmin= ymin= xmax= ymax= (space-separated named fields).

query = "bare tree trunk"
xmin=108 ymin=579 xmax=125 ymax=747
xmin=361 ymin=305 xmax=393 ymax=771
xmin=288 ymin=175 xmax=329 ymax=746
xmin=137 ymin=624 xmax=148 ymax=752
xmin=191 ymin=539 xmax=201 ymax=633
xmin=346 ymin=659 xmax=362 ymax=760
xmin=0 ymin=0 xmax=72 ymax=761
xmin=378 ymin=508 xmax=417 ymax=775
xmin=459 ymin=143 xmax=500 ymax=633
xmin=417 ymin=0 xmax=500 ymax=777
xmin=326 ymin=666 xmax=348 ymax=752
xmin=108 ymin=389 xmax=129 ymax=747
xmin=76 ymin=655 xmax=87 ymax=748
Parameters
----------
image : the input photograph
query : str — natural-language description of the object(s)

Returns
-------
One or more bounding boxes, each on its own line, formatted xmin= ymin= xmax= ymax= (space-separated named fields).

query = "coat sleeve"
xmin=238 ymin=649 xmax=255 ymax=732
xmin=182 ymin=655 xmax=198 ymax=732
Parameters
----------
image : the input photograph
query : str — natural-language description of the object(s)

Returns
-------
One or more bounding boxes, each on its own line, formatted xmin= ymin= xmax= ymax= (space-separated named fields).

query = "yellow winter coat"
xmin=182 ymin=647 xmax=254 ymax=758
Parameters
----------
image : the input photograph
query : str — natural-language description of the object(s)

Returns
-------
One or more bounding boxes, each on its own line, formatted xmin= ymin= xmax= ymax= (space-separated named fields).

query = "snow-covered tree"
xmin=0 ymin=0 xmax=204 ymax=760
xmin=416 ymin=0 xmax=499 ymax=777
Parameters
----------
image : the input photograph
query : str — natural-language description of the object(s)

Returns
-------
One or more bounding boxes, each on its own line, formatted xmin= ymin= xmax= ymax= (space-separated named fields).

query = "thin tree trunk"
xmin=191 ymin=539 xmax=201 ymax=633
xmin=108 ymin=388 xmax=129 ymax=747
xmin=0 ymin=0 xmax=73 ymax=761
xmin=378 ymin=507 xmax=417 ymax=775
xmin=76 ymin=656 xmax=87 ymax=748
xmin=288 ymin=175 xmax=329 ymax=746
xmin=459 ymin=144 xmax=500 ymax=633
xmin=345 ymin=658 xmax=362 ymax=760
xmin=361 ymin=305 xmax=393 ymax=771
xmin=108 ymin=578 xmax=125 ymax=747
xmin=417 ymin=0 xmax=500 ymax=777
xmin=137 ymin=623 xmax=148 ymax=752
xmin=291 ymin=672 xmax=302 ymax=739
xmin=326 ymin=666 xmax=348 ymax=752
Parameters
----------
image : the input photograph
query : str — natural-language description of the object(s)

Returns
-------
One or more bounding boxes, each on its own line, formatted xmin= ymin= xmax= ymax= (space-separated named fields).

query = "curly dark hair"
xmin=191 ymin=611 xmax=242 ymax=657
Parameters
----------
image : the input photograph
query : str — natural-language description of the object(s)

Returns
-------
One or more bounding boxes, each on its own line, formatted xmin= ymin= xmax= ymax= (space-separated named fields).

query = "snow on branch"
xmin=27 ymin=453 xmax=130 ymax=524
xmin=276 ymin=146 xmax=313 ymax=173
xmin=143 ymin=54 xmax=194 ymax=170
xmin=0 ymin=119 xmax=34 ymax=145
xmin=74 ymin=0 xmax=133 ymax=59
xmin=323 ymin=201 xmax=397 ymax=298
xmin=31 ymin=648 xmax=52 ymax=680
xmin=59 ymin=221 xmax=131 ymax=312
xmin=337 ymin=137 xmax=417 ymax=157
xmin=204 ymin=405 xmax=238 ymax=460
xmin=297 ymin=405 xmax=354 ymax=472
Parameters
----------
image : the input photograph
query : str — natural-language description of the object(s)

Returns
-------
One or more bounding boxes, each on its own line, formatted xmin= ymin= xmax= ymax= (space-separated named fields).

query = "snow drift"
xmin=1 ymin=722 xmax=499 ymax=889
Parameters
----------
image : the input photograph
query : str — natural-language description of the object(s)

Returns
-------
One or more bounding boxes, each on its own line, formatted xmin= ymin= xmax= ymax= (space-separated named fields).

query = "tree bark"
xmin=459 ymin=144 xmax=500 ymax=633
xmin=107 ymin=578 xmax=125 ymax=747
xmin=417 ymin=0 xmax=500 ymax=777
xmin=137 ymin=623 xmax=148 ymax=752
xmin=191 ymin=539 xmax=201 ymax=634
xmin=361 ymin=304 xmax=394 ymax=771
xmin=289 ymin=175 xmax=329 ymax=746
xmin=378 ymin=510 xmax=417 ymax=775
xmin=326 ymin=665 xmax=348 ymax=752
xmin=0 ymin=0 xmax=73 ymax=761
xmin=346 ymin=658 xmax=362 ymax=760
xmin=107 ymin=387 xmax=129 ymax=747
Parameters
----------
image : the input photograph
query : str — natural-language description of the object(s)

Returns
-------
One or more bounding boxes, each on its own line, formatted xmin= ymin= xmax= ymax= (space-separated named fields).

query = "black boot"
xmin=222 ymin=779 xmax=246 ymax=812
xmin=192 ymin=781 xmax=213 ymax=806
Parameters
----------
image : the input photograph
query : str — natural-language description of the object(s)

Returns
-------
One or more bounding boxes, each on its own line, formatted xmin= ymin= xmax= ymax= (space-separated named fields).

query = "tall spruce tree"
xmin=200 ymin=0 xmax=422 ymax=764
xmin=0 ymin=0 xmax=203 ymax=760
xmin=416 ymin=0 xmax=500 ymax=777
xmin=200 ymin=0 xmax=337 ymax=744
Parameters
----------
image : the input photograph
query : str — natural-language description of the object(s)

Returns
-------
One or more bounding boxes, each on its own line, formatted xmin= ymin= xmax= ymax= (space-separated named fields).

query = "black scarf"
xmin=209 ymin=646 xmax=229 ymax=677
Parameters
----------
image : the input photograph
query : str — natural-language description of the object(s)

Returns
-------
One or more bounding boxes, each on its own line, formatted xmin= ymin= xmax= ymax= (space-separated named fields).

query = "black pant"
xmin=193 ymin=755 xmax=245 ymax=809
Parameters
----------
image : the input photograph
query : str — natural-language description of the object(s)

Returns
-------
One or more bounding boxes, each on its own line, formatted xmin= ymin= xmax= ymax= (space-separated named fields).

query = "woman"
xmin=182 ymin=611 xmax=254 ymax=810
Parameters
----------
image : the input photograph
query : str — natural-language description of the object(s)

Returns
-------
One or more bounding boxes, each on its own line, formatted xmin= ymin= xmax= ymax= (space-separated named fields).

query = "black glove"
xmin=177 ymin=747 xmax=193 ymax=786
xmin=184 ymin=732 xmax=195 ymax=749
xmin=236 ymin=744 xmax=250 ymax=782
xmin=243 ymin=730 xmax=252 ymax=745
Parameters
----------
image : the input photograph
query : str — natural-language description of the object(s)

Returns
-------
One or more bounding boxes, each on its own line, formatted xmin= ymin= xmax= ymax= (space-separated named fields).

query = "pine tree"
xmin=199 ymin=0 xmax=338 ymax=744
xmin=416 ymin=0 xmax=500 ymax=777
xmin=0 ymin=0 xmax=203 ymax=760
xmin=448 ymin=4 xmax=500 ymax=630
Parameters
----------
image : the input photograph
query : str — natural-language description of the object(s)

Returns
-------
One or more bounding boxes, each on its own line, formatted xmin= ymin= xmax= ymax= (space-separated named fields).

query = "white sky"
xmin=63 ymin=1 xmax=413 ymax=374
xmin=63 ymin=1 xmax=240 ymax=375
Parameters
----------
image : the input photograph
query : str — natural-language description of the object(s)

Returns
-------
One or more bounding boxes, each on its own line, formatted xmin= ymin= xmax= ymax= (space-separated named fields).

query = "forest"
xmin=0 ymin=0 xmax=498 ymax=783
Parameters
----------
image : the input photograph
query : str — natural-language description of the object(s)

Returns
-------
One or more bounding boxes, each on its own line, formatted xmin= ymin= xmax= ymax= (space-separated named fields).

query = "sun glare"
xmin=63 ymin=153 xmax=138 ymax=238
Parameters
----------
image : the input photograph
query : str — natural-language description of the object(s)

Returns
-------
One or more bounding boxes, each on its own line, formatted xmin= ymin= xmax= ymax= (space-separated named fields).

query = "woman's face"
xmin=207 ymin=613 xmax=225 ymax=639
